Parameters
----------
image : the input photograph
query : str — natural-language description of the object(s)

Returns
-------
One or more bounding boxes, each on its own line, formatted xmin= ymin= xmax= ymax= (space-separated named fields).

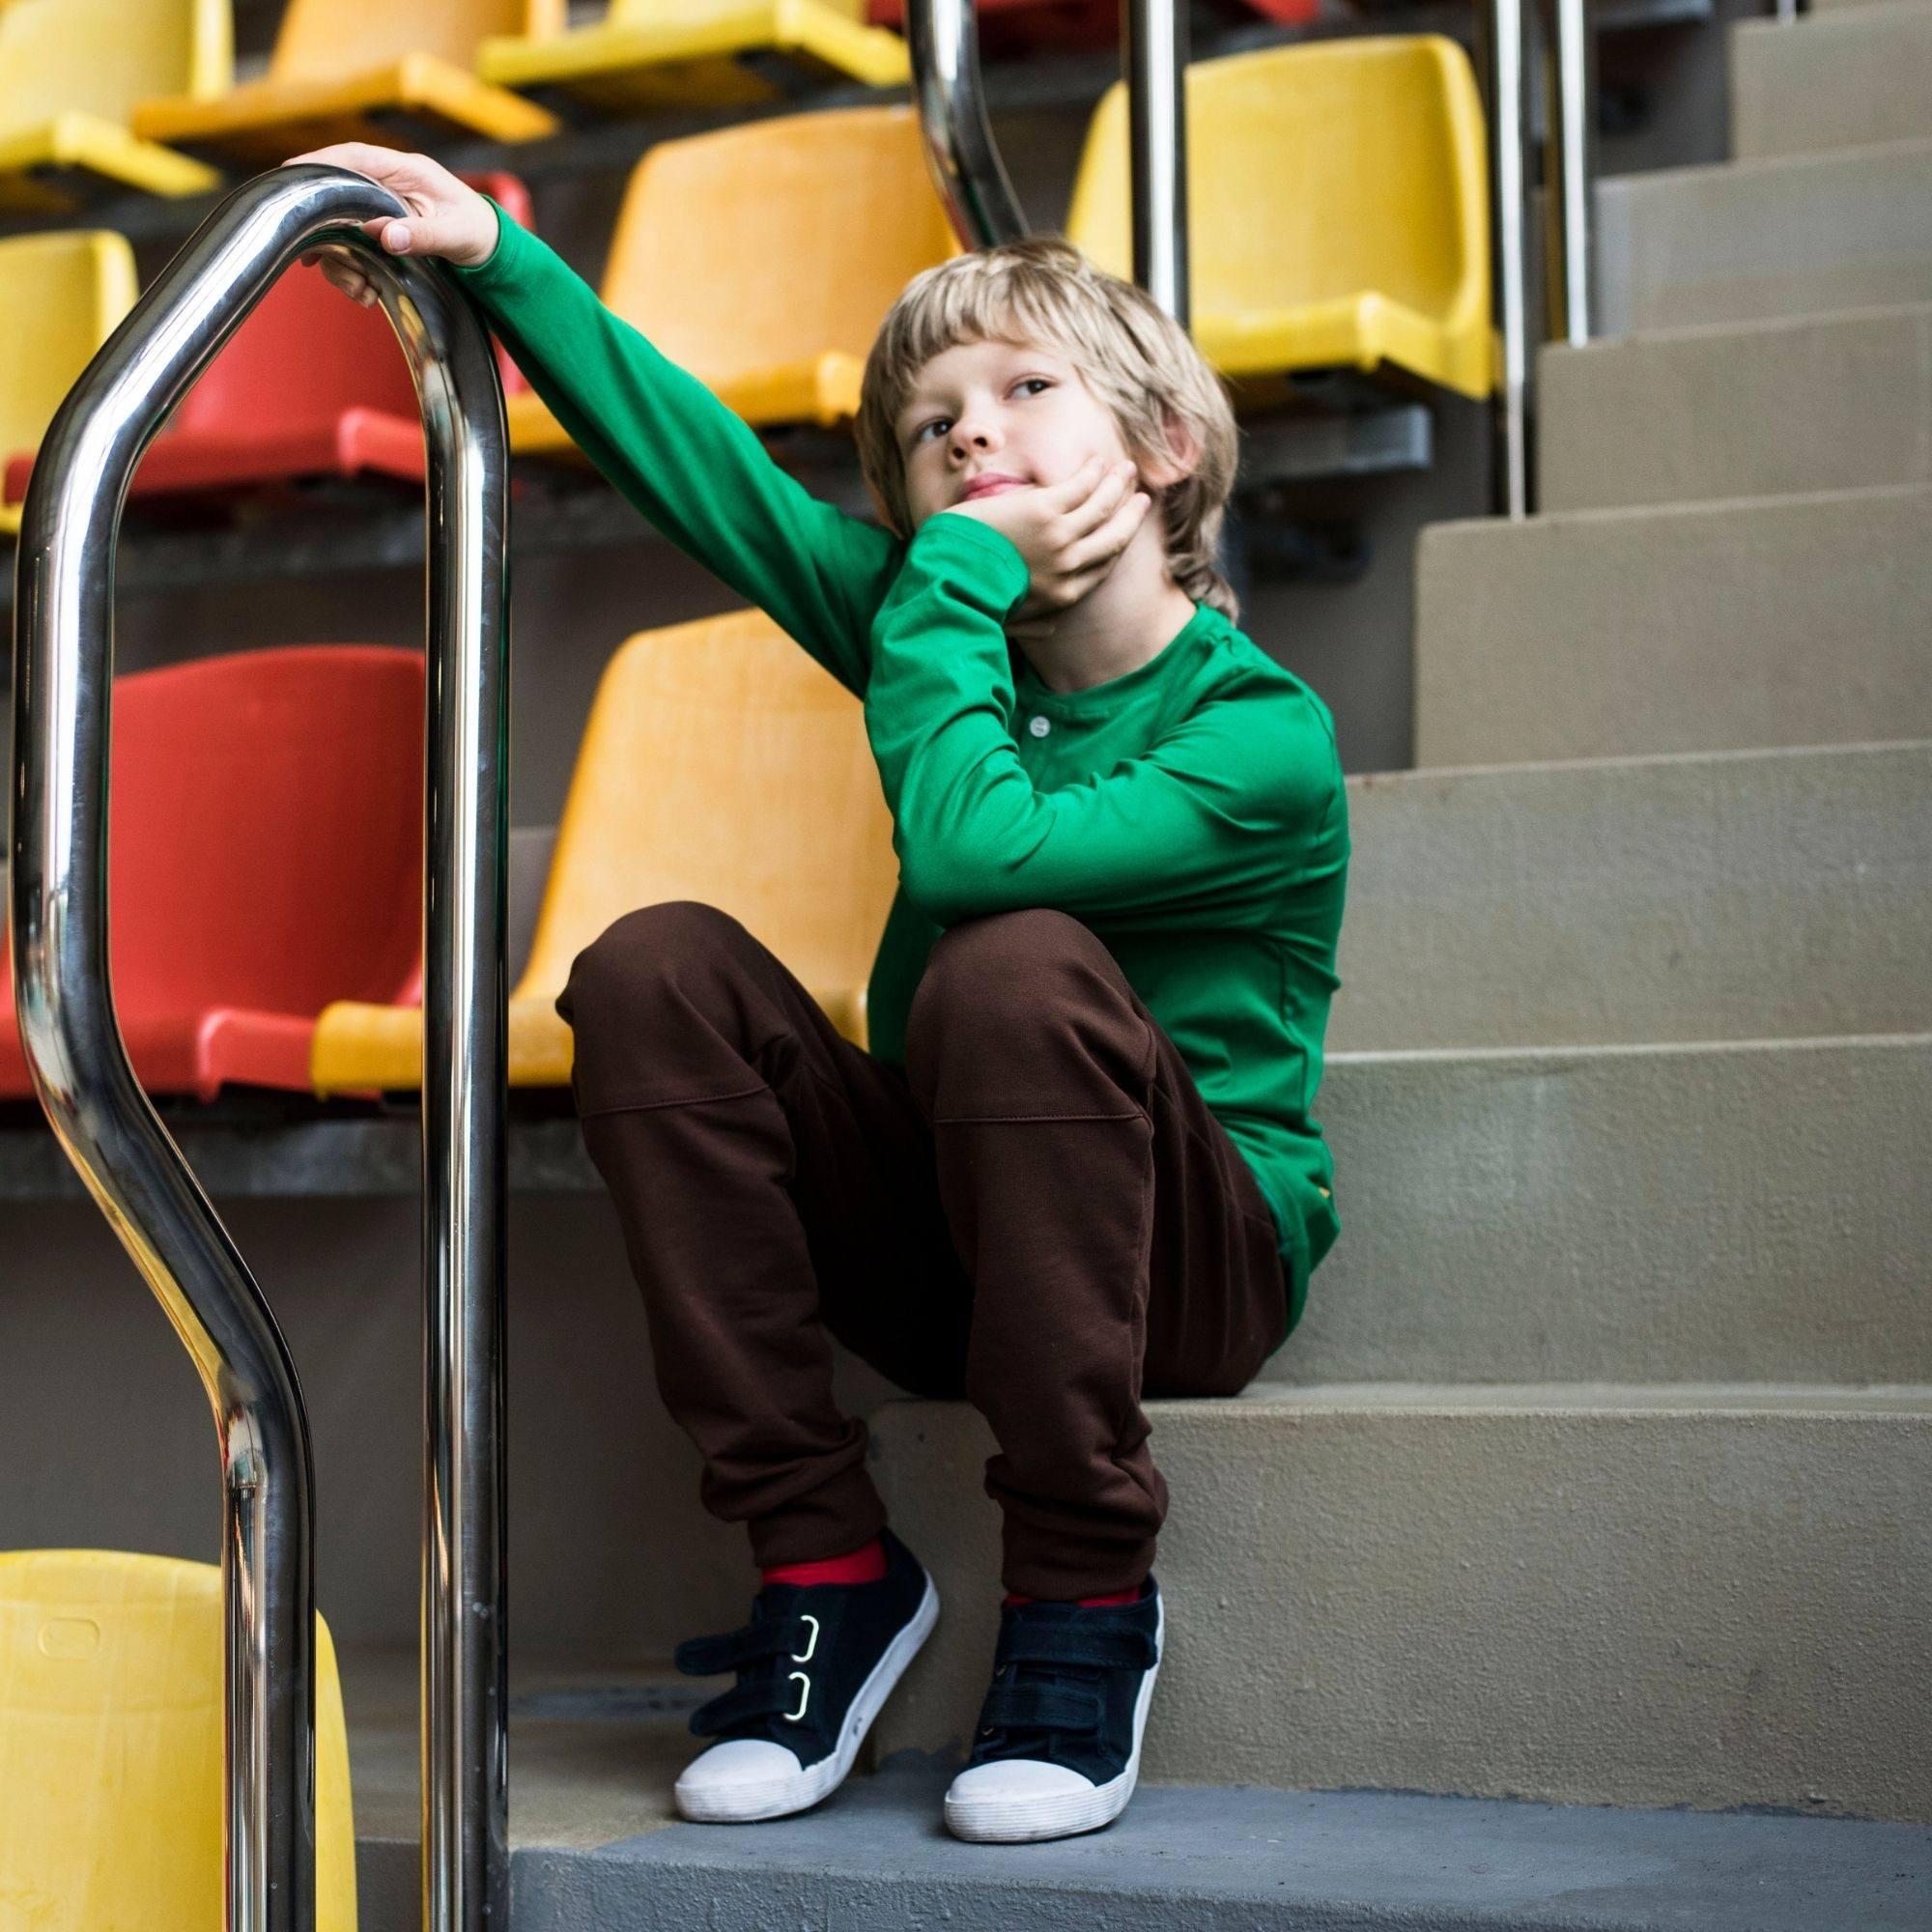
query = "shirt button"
xmin=1028 ymin=716 xmax=1052 ymax=738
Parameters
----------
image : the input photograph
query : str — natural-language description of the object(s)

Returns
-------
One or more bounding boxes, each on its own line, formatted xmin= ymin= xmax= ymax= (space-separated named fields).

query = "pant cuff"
xmin=745 ymin=1458 xmax=890 ymax=1572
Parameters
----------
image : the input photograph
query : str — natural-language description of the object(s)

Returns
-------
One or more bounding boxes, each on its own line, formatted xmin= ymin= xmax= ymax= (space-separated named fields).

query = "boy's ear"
xmin=1139 ymin=410 xmax=1203 ymax=490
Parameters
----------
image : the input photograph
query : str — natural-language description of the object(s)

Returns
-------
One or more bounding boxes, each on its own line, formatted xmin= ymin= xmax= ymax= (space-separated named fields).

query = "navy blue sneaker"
xmin=671 ymin=1525 xmax=938 ymax=1822
xmin=944 ymin=1576 xmax=1164 ymax=1842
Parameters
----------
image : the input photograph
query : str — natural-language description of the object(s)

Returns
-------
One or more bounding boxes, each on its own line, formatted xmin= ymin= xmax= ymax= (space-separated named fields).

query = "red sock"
xmin=761 ymin=1535 xmax=887 ymax=1587
xmin=1004 ymin=1586 xmax=1141 ymax=1608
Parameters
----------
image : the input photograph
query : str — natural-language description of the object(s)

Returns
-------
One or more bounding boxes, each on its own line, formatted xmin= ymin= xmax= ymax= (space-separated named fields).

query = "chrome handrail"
xmin=9 ymin=164 xmax=510 ymax=1932
xmin=1544 ymin=0 xmax=1596 ymax=349
xmin=1491 ymin=0 xmax=1595 ymax=513
xmin=1484 ymin=0 xmax=1534 ymax=516
xmin=905 ymin=0 xmax=1029 ymax=247
xmin=1123 ymin=0 xmax=1191 ymax=327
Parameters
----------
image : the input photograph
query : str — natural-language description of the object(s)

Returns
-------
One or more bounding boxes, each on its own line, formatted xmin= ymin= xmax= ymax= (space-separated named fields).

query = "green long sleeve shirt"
xmin=457 ymin=206 xmax=1348 ymax=1338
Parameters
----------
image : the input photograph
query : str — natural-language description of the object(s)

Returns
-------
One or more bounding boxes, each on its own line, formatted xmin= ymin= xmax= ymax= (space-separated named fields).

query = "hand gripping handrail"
xmin=9 ymin=165 xmax=510 ymax=1932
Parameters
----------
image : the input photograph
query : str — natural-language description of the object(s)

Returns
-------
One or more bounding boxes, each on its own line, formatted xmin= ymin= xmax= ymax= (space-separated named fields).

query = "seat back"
xmin=0 ymin=0 xmax=229 ymax=138
xmin=0 ymin=232 xmax=136 ymax=468
xmin=1066 ymin=38 xmax=1488 ymax=347
xmin=599 ymin=104 xmax=959 ymax=392
xmin=0 ymin=1549 xmax=355 ymax=1929
xmin=0 ymin=647 xmax=426 ymax=1034
xmin=268 ymin=0 xmax=561 ymax=80
xmin=149 ymin=172 xmax=535 ymax=455
xmin=518 ymin=611 xmax=898 ymax=1008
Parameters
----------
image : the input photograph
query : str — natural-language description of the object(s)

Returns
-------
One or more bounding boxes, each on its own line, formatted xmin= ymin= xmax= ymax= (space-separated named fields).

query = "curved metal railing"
xmin=9 ymin=164 xmax=510 ymax=1931
xmin=905 ymin=0 xmax=1029 ymax=248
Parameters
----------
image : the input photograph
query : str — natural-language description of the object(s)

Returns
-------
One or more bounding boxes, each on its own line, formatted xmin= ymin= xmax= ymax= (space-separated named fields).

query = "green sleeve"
xmin=455 ymin=200 xmax=901 ymax=696
xmin=866 ymin=513 xmax=1329 ymax=929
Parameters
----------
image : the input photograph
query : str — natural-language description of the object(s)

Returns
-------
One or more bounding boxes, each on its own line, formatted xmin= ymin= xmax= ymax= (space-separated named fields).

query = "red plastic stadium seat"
xmin=0 ymin=646 xmax=424 ymax=1102
xmin=2 ymin=175 xmax=532 ymax=508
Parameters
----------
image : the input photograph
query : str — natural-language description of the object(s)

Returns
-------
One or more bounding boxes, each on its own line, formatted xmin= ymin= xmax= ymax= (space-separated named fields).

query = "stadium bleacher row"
xmin=0 ymin=4 xmax=1492 ymax=1110
xmin=0 ymin=0 xmax=1332 ymax=211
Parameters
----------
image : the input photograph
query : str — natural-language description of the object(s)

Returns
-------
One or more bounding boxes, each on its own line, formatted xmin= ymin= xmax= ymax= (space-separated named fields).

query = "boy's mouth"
xmin=959 ymin=472 xmax=1028 ymax=502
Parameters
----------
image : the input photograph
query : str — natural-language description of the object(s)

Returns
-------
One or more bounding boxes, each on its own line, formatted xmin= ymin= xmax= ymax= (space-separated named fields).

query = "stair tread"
xmin=1145 ymin=1381 xmax=1932 ymax=1415
xmin=353 ymin=1756 xmax=1932 ymax=1930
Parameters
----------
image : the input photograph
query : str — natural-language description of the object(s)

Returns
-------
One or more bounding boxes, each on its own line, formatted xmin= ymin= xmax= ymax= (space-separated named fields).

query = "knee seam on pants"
xmin=576 ymin=1078 xmax=772 ymax=1122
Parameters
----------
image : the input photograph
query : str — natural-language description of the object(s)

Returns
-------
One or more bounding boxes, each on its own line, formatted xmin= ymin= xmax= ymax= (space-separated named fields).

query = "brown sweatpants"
xmin=555 ymin=899 xmax=1291 ymax=1600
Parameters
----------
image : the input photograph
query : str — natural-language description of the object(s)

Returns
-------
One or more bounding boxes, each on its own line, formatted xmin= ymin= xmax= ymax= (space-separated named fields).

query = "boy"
xmin=295 ymin=143 xmax=1348 ymax=1844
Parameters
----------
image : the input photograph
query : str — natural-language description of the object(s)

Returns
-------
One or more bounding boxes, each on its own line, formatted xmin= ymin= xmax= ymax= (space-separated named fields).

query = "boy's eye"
xmin=909 ymin=380 xmax=1052 ymax=447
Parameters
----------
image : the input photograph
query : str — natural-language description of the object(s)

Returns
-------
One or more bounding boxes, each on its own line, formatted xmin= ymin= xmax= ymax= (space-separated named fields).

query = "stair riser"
xmin=1538 ymin=307 xmax=1932 ymax=512
xmin=870 ymin=1398 xmax=1932 ymax=1819
xmin=1335 ymin=745 xmax=1931 ymax=1051
xmin=1732 ymin=8 xmax=1932 ymax=160
xmin=1415 ymin=487 xmax=1932 ymax=764
xmin=1287 ymin=1036 xmax=1929 ymax=1384
xmin=1597 ymin=143 xmax=1932 ymax=334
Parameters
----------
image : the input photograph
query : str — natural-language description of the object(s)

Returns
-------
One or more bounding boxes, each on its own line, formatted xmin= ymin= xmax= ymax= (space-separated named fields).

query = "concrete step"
xmin=346 ymin=1708 xmax=1932 ymax=1932
xmin=1292 ymin=1032 xmax=1927 ymax=1385
xmin=868 ymin=1385 xmax=1932 ymax=1819
xmin=1414 ymin=484 xmax=1931 ymax=763
xmin=1597 ymin=140 xmax=1932 ymax=334
xmin=1538 ymin=305 xmax=1932 ymax=511
xmin=1333 ymin=742 xmax=1929 ymax=1053
xmin=1732 ymin=4 xmax=1932 ymax=160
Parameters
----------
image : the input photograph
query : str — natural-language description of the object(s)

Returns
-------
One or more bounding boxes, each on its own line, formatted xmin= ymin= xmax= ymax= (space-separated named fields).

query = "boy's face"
xmin=895 ymin=335 xmax=1143 ymax=530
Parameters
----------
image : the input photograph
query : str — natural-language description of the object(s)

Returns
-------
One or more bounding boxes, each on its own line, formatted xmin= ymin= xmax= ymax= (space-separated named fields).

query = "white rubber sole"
xmin=943 ymin=1590 xmax=1164 ymax=1844
xmin=673 ymin=1570 xmax=940 ymax=1824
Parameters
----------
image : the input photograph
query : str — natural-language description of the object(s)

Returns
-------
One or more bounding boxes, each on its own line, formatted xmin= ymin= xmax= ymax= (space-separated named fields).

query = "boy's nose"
xmin=951 ymin=416 xmax=1001 ymax=460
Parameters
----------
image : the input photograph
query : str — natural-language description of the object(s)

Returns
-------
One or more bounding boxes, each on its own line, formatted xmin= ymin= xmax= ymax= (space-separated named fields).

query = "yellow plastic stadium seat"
xmin=480 ymin=0 xmax=909 ymax=114
xmin=0 ymin=231 xmax=137 ymax=535
xmin=0 ymin=0 xmax=227 ymax=213
xmin=0 ymin=1549 xmax=355 ymax=1929
xmin=1065 ymin=37 xmax=1493 ymax=401
xmin=312 ymin=611 xmax=899 ymax=1094
xmin=132 ymin=0 xmax=560 ymax=169
xmin=506 ymin=103 xmax=958 ymax=446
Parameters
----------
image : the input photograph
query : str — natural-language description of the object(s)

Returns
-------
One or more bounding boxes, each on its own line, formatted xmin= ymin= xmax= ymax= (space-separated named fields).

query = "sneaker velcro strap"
xmin=995 ymin=1622 xmax=1157 ymax=1673
xmin=688 ymin=1675 xmax=807 ymax=1738
xmin=673 ymin=1616 xmax=809 ymax=1678
xmin=979 ymin=1680 xmax=1103 ymax=1733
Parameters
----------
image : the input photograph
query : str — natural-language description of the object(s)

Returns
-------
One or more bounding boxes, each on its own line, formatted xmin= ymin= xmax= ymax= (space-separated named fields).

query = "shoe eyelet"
xmin=784 ymin=1670 xmax=811 ymax=1722
xmin=791 ymin=1614 xmax=819 ymax=1664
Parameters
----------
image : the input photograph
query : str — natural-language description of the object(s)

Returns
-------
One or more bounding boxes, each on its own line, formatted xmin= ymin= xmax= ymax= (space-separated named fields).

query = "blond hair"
xmin=853 ymin=235 xmax=1241 ymax=621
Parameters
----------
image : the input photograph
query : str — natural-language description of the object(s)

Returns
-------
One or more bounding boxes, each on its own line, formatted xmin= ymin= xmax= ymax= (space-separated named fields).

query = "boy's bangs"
xmin=888 ymin=273 xmax=1089 ymax=412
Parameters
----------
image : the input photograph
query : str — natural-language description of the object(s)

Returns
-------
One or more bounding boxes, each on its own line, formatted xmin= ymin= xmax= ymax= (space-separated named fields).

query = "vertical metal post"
xmin=1543 ymin=0 xmax=1595 ymax=347
xmin=409 ymin=222 xmax=512 ymax=1932
xmin=9 ymin=164 xmax=510 ymax=1930
xmin=1122 ymin=0 xmax=1191 ymax=327
xmin=905 ymin=0 xmax=1029 ymax=247
xmin=1481 ymin=0 xmax=1534 ymax=516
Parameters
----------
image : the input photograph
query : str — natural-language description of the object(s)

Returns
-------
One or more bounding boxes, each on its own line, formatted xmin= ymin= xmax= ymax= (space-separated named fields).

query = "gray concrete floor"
xmin=344 ymin=1645 xmax=700 ymax=1854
